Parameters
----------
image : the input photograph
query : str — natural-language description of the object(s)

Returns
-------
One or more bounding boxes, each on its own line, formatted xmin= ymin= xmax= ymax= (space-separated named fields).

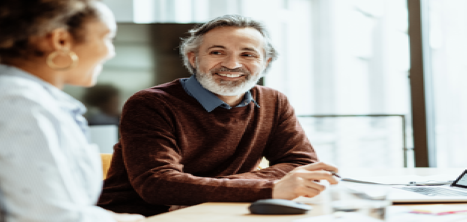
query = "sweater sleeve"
xmin=119 ymin=93 xmax=274 ymax=206
xmin=219 ymin=92 xmax=318 ymax=181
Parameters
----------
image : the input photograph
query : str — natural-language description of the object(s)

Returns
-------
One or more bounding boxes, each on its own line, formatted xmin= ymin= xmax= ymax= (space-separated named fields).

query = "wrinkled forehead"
xmin=201 ymin=26 xmax=267 ymax=53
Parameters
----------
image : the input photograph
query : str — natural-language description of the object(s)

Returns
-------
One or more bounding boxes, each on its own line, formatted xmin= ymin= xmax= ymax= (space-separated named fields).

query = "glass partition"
xmin=298 ymin=115 xmax=410 ymax=168
xmin=423 ymin=0 xmax=467 ymax=167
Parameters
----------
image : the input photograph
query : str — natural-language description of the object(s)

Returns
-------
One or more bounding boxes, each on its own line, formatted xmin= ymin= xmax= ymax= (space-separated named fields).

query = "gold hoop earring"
xmin=46 ymin=50 xmax=79 ymax=71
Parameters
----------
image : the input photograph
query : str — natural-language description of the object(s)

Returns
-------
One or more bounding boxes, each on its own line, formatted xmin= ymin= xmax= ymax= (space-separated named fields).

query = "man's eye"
xmin=210 ymin=51 xmax=222 ymax=55
xmin=242 ymin=53 xmax=255 ymax=57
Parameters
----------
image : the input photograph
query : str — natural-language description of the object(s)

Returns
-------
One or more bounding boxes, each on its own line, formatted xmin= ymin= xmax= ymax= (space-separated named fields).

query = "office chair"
xmin=100 ymin=153 xmax=113 ymax=180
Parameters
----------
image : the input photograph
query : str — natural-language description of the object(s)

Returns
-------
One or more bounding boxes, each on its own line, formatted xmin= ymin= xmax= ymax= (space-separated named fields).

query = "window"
xmin=423 ymin=0 xmax=467 ymax=167
xmin=263 ymin=0 xmax=412 ymax=167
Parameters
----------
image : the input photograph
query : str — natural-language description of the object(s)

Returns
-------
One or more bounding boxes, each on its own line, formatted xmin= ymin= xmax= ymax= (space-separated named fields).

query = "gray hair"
xmin=180 ymin=14 xmax=278 ymax=74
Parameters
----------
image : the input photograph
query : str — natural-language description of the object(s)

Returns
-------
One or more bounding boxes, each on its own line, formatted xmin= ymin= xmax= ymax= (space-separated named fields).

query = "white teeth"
xmin=217 ymin=73 xmax=242 ymax=78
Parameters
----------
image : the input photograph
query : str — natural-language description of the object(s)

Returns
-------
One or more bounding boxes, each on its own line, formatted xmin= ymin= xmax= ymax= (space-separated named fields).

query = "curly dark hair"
xmin=0 ymin=0 xmax=101 ymax=61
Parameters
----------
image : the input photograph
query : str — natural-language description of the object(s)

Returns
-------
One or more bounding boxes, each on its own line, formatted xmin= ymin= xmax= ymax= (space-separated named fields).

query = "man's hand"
xmin=272 ymin=162 xmax=338 ymax=200
xmin=107 ymin=210 xmax=145 ymax=222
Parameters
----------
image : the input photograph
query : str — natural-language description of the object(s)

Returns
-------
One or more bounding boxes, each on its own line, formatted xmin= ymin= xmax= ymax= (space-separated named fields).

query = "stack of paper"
xmin=294 ymin=207 xmax=467 ymax=222
xmin=408 ymin=204 xmax=467 ymax=215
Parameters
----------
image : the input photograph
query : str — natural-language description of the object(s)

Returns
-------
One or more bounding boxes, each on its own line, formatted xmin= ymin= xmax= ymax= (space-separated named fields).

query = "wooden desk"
xmin=144 ymin=168 xmax=466 ymax=222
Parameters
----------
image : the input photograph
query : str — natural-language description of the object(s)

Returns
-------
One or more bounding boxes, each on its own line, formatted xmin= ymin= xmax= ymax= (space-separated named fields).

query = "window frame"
xmin=407 ymin=0 xmax=437 ymax=167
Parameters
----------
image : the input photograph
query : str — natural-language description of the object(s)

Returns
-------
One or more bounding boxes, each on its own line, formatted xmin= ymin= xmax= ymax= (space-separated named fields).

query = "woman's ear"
xmin=47 ymin=28 xmax=74 ymax=51
xmin=31 ymin=28 xmax=74 ymax=54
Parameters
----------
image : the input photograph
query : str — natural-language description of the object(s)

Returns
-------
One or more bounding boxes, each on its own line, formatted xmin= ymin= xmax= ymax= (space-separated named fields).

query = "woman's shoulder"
xmin=0 ymin=74 xmax=58 ymax=112
xmin=0 ymin=74 xmax=48 ymax=95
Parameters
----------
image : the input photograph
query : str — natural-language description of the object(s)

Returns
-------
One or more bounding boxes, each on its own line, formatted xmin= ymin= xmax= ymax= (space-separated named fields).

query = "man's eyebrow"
xmin=206 ymin=45 xmax=261 ymax=53
xmin=207 ymin=45 xmax=226 ymax=50
xmin=242 ymin=47 xmax=260 ymax=53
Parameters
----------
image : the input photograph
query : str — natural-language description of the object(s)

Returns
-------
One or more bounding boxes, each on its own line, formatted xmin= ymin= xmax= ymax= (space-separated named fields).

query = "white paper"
xmin=294 ymin=207 xmax=467 ymax=222
xmin=294 ymin=213 xmax=383 ymax=222
xmin=386 ymin=207 xmax=467 ymax=222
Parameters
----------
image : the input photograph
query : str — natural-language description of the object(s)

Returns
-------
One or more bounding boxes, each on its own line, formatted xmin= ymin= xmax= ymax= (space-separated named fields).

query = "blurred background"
xmin=65 ymin=0 xmax=467 ymax=169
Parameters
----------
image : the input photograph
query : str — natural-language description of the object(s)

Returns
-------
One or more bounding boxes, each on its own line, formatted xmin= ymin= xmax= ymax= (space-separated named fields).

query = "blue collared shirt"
xmin=180 ymin=75 xmax=260 ymax=112
xmin=0 ymin=64 xmax=114 ymax=222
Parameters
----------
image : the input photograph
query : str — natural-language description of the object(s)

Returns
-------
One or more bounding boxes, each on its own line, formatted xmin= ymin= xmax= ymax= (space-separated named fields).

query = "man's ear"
xmin=187 ymin=51 xmax=197 ymax=69
xmin=265 ymin=57 xmax=272 ymax=69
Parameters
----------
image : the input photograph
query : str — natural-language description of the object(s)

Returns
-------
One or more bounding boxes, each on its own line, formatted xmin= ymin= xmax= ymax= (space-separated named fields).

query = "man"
xmin=98 ymin=15 xmax=338 ymax=216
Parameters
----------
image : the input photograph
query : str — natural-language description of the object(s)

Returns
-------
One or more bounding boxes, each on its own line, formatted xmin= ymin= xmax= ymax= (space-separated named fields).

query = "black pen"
xmin=330 ymin=171 xmax=341 ymax=178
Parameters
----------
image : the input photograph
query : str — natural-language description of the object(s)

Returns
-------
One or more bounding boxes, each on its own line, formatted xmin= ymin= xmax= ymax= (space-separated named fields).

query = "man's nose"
xmin=221 ymin=55 xmax=242 ymax=70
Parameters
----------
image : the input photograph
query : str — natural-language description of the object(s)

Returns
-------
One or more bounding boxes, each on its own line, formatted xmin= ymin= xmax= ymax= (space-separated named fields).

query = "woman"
xmin=0 ymin=0 xmax=144 ymax=221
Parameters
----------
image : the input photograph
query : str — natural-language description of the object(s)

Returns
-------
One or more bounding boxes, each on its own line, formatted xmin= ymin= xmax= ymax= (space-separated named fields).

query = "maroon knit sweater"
xmin=98 ymin=79 xmax=318 ymax=216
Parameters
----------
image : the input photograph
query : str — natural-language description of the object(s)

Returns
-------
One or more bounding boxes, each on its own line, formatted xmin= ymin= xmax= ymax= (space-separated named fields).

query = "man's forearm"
xmin=218 ymin=162 xmax=304 ymax=180
xmin=131 ymin=171 xmax=275 ymax=206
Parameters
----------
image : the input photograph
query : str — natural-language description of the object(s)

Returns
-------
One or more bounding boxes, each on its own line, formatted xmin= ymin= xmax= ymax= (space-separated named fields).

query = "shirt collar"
xmin=182 ymin=75 xmax=260 ymax=112
xmin=0 ymin=64 xmax=87 ymax=115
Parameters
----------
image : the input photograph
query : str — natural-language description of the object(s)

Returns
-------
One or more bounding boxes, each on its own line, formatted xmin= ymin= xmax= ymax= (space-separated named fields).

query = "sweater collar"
xmin=182 ymin=75 xmax=260 ymax=112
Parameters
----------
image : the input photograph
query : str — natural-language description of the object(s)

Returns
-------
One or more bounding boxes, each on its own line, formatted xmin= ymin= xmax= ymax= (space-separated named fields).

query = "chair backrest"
xmin=100 ymin=153 xmax=113 ymax=180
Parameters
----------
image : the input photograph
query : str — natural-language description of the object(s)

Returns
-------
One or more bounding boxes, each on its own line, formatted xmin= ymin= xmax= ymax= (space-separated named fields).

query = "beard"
xmin=195 ymin=65 xmax=264 ymax=96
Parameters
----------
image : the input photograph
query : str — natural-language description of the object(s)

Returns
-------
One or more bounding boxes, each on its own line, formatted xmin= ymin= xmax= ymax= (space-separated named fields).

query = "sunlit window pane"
xmin=426 ymin=0 xmax=467 ymax=167
xmin=264 ymin=0 xmax=412 ymax=167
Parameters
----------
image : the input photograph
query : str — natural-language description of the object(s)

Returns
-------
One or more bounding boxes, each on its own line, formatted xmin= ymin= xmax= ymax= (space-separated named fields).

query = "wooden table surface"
xmin=144 ymin=168 xmax=467 ymax=222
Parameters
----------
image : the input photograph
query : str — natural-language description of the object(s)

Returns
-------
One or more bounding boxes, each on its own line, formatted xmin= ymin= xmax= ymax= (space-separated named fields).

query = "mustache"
xmin=210 ymin=67 xmax=251 ymax=75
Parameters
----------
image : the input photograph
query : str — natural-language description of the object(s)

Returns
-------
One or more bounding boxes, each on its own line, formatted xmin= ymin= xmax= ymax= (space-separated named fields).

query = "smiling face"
xmin=188 ymin=26 xmax=270 ymax=96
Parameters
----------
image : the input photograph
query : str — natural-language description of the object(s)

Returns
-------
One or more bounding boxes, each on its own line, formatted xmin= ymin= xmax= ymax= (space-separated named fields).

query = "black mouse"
xmin=248 ymin=199 xmax=312 ymax=215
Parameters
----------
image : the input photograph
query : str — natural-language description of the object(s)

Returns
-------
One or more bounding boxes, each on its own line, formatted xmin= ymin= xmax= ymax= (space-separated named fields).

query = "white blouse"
xmin=0 ymin=64 xmax=115 ymax=222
